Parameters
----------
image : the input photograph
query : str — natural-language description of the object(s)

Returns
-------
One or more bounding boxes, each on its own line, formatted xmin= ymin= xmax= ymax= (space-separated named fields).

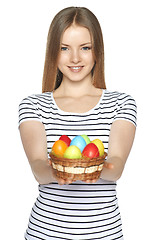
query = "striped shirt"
xmin=18 ymin=89 xmax=137 ymax=240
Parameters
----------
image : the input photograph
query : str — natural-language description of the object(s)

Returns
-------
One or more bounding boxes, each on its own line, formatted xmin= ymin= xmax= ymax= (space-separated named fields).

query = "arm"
xmin=19 ymin=121 xmax=74 ymax=185
xmin=19 ymin=121 xmax=57 ymax=185
xmin=100 ymin=120 xmax=136 ymax=182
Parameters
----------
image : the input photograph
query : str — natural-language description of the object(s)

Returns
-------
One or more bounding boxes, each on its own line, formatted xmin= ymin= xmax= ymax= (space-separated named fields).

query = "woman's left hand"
xmin=83 ymin=162 xmax=114 ymax=184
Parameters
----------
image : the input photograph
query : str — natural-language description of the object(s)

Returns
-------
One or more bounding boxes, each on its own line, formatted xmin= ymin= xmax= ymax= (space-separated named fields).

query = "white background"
xmin=1 ymin=0 xmax=160 ymax=239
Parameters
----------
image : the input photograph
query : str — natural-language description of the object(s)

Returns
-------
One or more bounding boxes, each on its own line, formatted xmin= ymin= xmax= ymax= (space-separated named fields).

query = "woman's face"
xmin=57 ymin=24 xmax=95 ymax=83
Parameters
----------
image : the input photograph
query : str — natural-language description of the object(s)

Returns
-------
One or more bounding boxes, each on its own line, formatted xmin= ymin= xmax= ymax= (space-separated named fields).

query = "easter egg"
xmin=81 ymin=134 xmax=91 ymax=144
xmin=82 ymin=143 xmax=99 ymax=158
xmin=70 ymin=135 xmax=86 ymax=152
xmin=59 ymin=135 xmax=71 ymax=146
xmin=51 ymin=140 xmax=68 ymax=158
xmin=91 ymin=139 xmax=104 ymax=156
xmin=64 ymin=146 xmax=82 ymax=159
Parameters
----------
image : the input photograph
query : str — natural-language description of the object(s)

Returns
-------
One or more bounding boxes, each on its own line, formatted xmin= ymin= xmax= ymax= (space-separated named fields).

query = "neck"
xmin=56 ymin=77 xmax=96 ymax=98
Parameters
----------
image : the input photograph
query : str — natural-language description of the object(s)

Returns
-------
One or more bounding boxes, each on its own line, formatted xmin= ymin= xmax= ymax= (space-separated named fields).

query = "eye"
xmin=61 ymin=47 xmax=69 ymax=51
xmin=82 ymin=46 xmax=92 ymax=51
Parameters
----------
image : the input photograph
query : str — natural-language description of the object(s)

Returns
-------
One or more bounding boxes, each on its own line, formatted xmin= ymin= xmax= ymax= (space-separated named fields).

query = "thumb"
xmin=104 ymin=161 xmax=114 ymax=169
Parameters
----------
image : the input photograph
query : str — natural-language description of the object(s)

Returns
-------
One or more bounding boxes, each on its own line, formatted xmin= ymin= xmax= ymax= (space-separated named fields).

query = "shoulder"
xmin=102 ymin=89 xmax=137 ymax=126
xmin=18 ymin=92 xmax=52 ymax=126
xmin=104 ymin=90 xmax=137 ymax=126
xmin=103 ymin=89 xmax=136 ymax=105
xmin=19 ymin=92 xmax=52 ymax=106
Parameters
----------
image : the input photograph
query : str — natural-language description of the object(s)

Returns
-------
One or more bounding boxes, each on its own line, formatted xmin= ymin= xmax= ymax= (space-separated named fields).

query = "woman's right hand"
xmin=48 ymin=159 xmax=75 ymax=185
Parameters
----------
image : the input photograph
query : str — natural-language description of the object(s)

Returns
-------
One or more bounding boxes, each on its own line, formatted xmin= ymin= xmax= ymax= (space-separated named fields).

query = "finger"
xmin=84 ymin=180 xmax=90 ymax=183
xmin=48 ymin=159 xmax=52 ymax=166
xmin=83 ymin=179 xmax=97 ymax=184
xmin=57 ymin=176 xmax=75 ymax=185
xmin=92 ymin=179 xmax=98 ymax=183
xmin=66 ymin=180 xmax=73 ymax=185
xmin=58 ymin=179 xmax=66 ymax=185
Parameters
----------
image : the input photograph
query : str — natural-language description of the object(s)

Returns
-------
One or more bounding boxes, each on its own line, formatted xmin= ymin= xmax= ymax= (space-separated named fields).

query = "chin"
xmin=64 ymin=72 xmax=92 ymax=83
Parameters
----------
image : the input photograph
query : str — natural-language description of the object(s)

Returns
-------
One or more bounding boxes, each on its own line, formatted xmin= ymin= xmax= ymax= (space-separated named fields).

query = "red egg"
xmin=82 ymin=143 xmax=99 ymax=158
xmin=59 ymin=135 xmax=71 ymax=146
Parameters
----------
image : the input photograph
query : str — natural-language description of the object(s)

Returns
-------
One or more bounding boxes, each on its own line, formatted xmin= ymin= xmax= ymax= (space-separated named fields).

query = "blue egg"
xmin=70 ymin=135 xmax=86 ymax=152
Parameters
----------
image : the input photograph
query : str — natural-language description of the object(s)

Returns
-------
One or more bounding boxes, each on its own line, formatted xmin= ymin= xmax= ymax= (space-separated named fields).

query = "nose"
xmin=70 ymin=49 xmax=81 ymax=64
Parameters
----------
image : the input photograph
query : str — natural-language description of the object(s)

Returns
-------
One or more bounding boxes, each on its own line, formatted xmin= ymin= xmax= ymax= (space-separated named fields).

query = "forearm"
xmin=30 ymin=159 xmax=56 ymax=185
xmin=100 ymin=156 xmax=125 ymax=182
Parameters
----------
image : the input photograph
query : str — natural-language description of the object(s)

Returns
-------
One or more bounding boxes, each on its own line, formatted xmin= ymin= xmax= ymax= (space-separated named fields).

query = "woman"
xmin=19 ymin=7 xmax=137 ymax=240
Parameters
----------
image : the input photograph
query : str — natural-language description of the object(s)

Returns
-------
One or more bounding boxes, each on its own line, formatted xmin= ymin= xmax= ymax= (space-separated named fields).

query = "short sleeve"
xmin=18 ymin=96 xmax=42 ymax=127
xmin=113 ymin=93 xmax=137 ymax=126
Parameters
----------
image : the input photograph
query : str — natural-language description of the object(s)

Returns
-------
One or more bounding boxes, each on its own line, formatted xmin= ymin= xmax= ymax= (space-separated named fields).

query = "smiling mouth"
xmin=68 ymin=66 xmax=84 ymax=72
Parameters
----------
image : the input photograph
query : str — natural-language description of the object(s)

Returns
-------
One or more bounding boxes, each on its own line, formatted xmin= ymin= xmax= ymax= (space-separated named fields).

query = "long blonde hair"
xmin=42 ymin=7 xmax=106 ymax=92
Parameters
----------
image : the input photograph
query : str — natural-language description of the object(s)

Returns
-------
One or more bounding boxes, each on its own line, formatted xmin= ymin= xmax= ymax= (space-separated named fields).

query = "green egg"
xmin=81 ymin=134 xmax=91 ymax=145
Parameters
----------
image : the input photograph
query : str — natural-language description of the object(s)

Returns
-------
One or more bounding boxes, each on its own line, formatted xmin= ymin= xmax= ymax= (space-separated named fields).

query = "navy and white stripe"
xmin=19 ymin=89 xmax=137 ymax=240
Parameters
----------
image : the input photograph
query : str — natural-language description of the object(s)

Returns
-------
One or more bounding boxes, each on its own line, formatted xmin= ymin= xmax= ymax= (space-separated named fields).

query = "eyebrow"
xmin=61 ymin=42 xmax=92 ymax=46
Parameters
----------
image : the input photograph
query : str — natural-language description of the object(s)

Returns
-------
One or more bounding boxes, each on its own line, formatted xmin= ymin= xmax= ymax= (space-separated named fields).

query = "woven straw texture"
xmin=49 ymin=152 xmax=107 ymax=181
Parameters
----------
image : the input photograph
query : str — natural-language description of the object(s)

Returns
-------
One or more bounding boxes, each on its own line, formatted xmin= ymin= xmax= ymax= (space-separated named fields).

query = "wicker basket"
xmin=49 ymin=152 xmax=107 ymax=181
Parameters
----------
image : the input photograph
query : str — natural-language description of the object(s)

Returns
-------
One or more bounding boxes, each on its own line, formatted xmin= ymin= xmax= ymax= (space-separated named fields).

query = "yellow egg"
xmin=91 ymin=139 xmax=104 ymax=156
